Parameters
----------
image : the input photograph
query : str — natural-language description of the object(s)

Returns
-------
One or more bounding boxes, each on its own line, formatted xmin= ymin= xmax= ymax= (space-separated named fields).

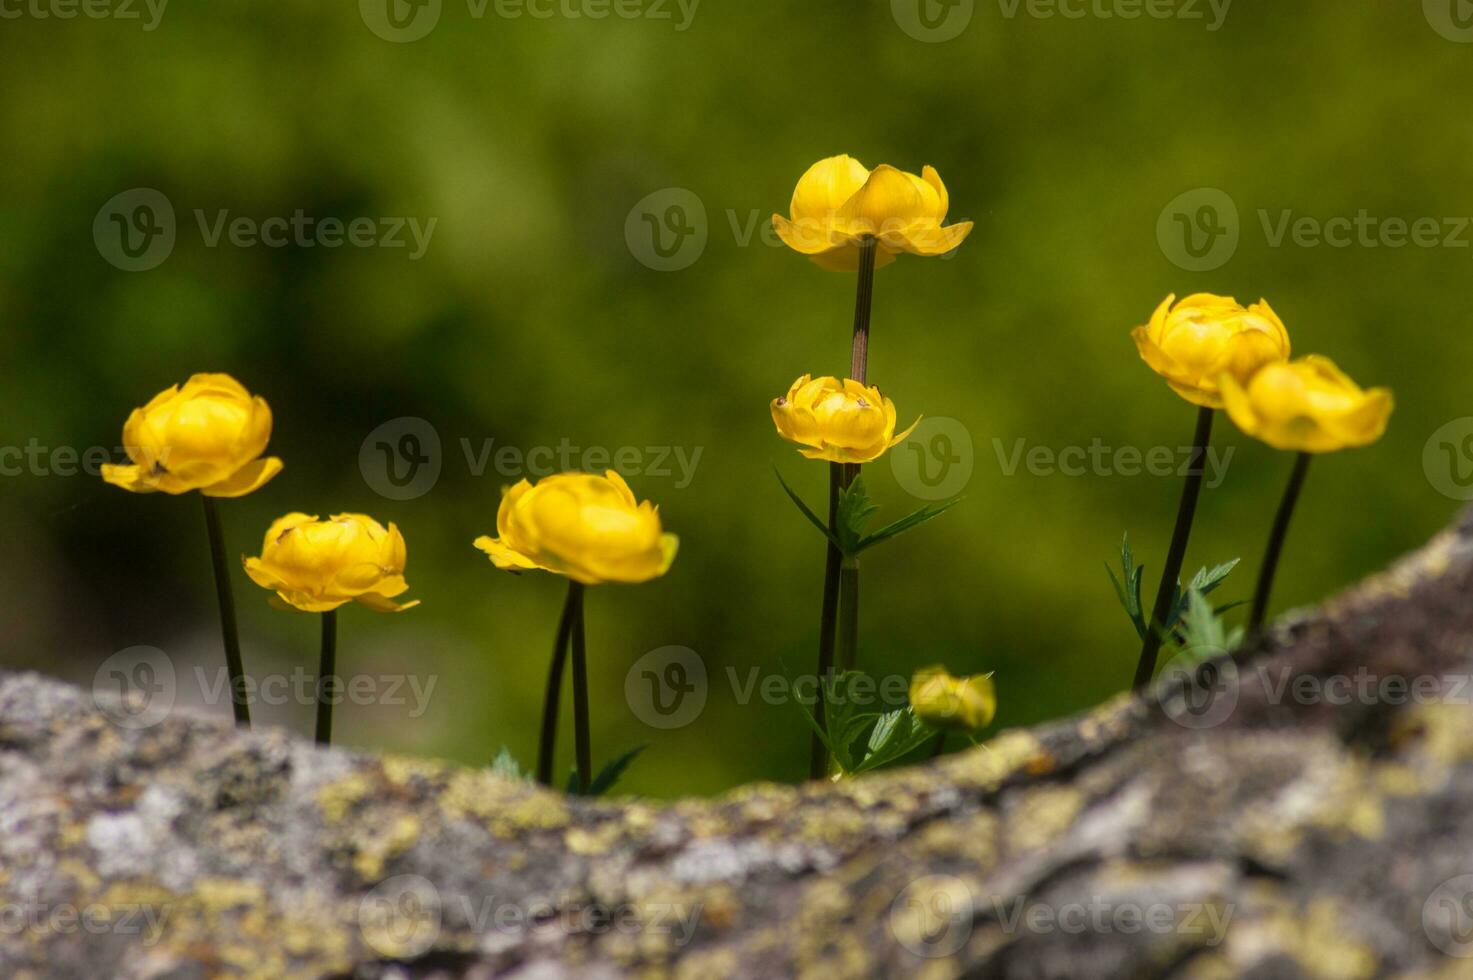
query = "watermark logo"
xmin=1425 ymin=0 xmax=1473 ymax=42
xmin=1424 ymin=874 xmax=1473 ymax=956
xmin=94 ymin=188 xmax=176 ymax=272
xmin=892 ymin=417 xmax=975 ymax=501
xmin=889 ymin=874 xmax=974 ymax=957
xmin=1157 ymin=187 xmax=1239 ymax=272
xmin=625 ymin=646 xmax=707 ymax=729
xmin=361 ymin=417 xmax=444 ymax=501
xmin=626 ymin=188 xmax=708 ymax=272
xmin=359 ymin=0 xmax=442 ymax=42
xmin=1157 ymin=647 xmax=1238 ymax=729
xmin=1424 ymin=418 xmax=1473 ymax=501
xmin=360 ymin=875 xmax=442 ymax=959
xmin=92 ymin=646 xmax=176 ymax=730
xmin=891 ymin=0 xmax=974 ymax=42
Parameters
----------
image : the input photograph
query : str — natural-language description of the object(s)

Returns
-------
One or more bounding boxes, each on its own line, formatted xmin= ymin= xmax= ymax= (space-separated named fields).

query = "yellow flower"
xmin=474 ymin=471 xmax=678 ymax=586
xmin=909 ymin=667 xmax=996 ymax=733
xmin=100 ymin=373 xmax=283 ymax=497
xmin=1132 ymin=294 xmax=1292 ymax=409
xmin=771 ymin=374 xmax=919 ymax=464
xmin=1220 ymin=355 xmax=1393 ymax=454
xmin=772 ymin=155 xmax=974 ymax=272
xmin=244 ymin=513 xmax=419 ymax=613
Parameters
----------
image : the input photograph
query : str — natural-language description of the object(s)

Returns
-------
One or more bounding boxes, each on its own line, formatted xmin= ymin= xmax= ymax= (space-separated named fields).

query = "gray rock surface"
xmin=5 ymin=509 xmax=1473 ymax=978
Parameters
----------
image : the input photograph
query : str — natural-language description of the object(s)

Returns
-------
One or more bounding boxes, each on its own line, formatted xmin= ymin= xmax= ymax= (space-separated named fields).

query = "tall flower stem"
xmin=315 ymin=610 xmax=337 ymax=745
xmin=536 ymin=580 xmax=582 ymax=786
xmin=835 ymin=236 xmax=878 ymax=674
xmin=569 ymin=584 xmax=592 ymax=794
xmin=808 ymin=463 xmax=843 ymax=780
xmin=1249 ymin=452 xmax=1313 ymax=635
xmin=850 ymin=237 xmax=878 ymax=383
xmin=201 ymin=495 xmax=250 ymax=727
xmin=837 ymin=556 xmax=860 ymax=672
xmin=1133 ymin=405 xmax=1215 ymax=692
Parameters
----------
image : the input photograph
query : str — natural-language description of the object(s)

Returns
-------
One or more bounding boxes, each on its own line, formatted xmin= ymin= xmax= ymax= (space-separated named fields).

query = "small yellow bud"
xmin=909 ymin=667 xmax=996 ymax=733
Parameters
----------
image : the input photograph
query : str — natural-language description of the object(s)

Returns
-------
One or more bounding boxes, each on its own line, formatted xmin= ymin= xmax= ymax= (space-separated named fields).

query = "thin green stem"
xmin=536 ymin=580 xmax=581 ymax=786
xmin=929 ymin=731 xmax=948 ymax=759
xmin=1133 ymin=405 xmax=1215 ymax=692
xmin=1249 ymin=452 xmax=1313 ymax=635
xmin=850 ymin=237 xmax=878 ymax=383
xmin=569 ymin=584 xmax=591 ymax=794
xmin=837 ymin=558 xmax=860 ymax=673
xmin=808 ymin=463 xmax=843 ymax=780
xmin=201 ymin=495 xmax=250 ymax=727
xmin=315 ymin=610 xmax=337 ymax=745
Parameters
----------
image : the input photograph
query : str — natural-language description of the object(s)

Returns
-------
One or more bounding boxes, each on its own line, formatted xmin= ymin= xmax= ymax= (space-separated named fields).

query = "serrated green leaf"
xmin=851 ymin=707 xmax=938 ymax=774
xmin=1108 ymin=533 xmax=1150 ymax=641
xmin=773 ymin=466 xmax=843 ymax=551
xmin=490 ymin=746 xmax=528 ymax=781
xmin=857 ymin=497 xmax=961 ymax=553
xmin=836 ymin=476 xmax=879 ymax=554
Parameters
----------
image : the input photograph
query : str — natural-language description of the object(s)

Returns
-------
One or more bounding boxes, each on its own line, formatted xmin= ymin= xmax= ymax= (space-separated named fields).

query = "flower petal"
xmin=201 ymin=457 xmax=283 ymax=498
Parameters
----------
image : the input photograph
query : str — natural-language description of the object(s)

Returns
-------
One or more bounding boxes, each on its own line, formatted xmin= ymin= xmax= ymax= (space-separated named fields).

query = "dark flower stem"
xmin=1133 ymin=405 xmax=1215 ymax=692
xmin=536 ymin=580 xmax=582 ymax=786
xmin=808 ymin=464 xmax=843 ymax=780
xmin=1249 ymin=452 xmax=1313 ymax=635
xmin=837 ymin=557 xmax=860 ymax=672
xmin=808 ymin=238 xmax=881 ymax=777
xmin=569 ymin=584 xmax=592 ymax=794
xmin=834 ymin=237 xmax=879 ymax=675
xmin=929 ymin=731 xmax=948 ymax=759
xmin=201 ymin=495 xmax=250 ymax=727
xmin=315 ymin=610 xmax=337 ymax=745
xmin=850 ymin=237 xmax=878 ymax=383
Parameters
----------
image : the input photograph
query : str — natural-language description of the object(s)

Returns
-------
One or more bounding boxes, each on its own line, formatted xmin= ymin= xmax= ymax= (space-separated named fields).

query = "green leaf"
xmin=563 ymin=745 xmax=649 ymax=797
xmin=835 ymin=476 xmax=879 ymax=554
xmin=773 ymin=466 xmax=843 ymax=552
xmin=1173 ymin=587 xmax=1245 ymax=661
xmin=851 ymin=707 xmax=938 ymax=774
xmin=490 ymin=746 xmax=528 ymax=781
xmin=1168 ymin=558 xmax=1241 ymax=630
xmin=588 ymin=745 xmax=647 ymax=797
xmin=1107 ymin=533 xmax=1149 ymax=641
xmin=796 ymin=670 xmax=890 ymax=774
xmin=857 ymin=497 xmax=961 ymax=553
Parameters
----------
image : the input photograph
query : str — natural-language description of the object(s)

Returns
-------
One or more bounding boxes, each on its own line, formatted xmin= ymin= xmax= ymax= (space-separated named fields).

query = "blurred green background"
xmin=1 ymin=1 xmax=1468 ymax=797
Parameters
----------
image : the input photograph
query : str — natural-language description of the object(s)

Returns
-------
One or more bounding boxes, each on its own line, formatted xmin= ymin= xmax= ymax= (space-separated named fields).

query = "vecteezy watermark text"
xmin=359 ymin=0 xmax=699 ymax=43
xmin=992 ymin=437 xmax=1234 ymax=488
xmin=94 ymin=188 xmax=436 ymax=272
xmin=360 ymin=417 xmax=703 ymax=500
xmin=0 ymin=0 xmax=167 ymax=29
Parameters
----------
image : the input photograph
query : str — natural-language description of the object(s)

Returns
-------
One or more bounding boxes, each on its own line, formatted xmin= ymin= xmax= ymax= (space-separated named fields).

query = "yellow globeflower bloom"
xmin=244 ymin=513 xmax=419 ymax=613
xmin=909 ymin=667 xmax=996 ymax=733
xmin=1220 ymin=355 xmax=1393 ymax=454
xmin=1132 ymin=294 xmax=1292 ymax=409
xmin=474 ymin=471 xmax=678 ymax=586
xmin=771 ymin=374 xmax=919 ymax=464
xmin=101 ymin=373 xmax=283 ymax=497
xmin=772 ymin=155 xmax=974 ymax=272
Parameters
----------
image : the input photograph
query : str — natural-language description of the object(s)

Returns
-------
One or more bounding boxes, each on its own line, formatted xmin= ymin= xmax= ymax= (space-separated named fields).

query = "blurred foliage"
xmin=1 ymin=3 xmax=1468 ymax=797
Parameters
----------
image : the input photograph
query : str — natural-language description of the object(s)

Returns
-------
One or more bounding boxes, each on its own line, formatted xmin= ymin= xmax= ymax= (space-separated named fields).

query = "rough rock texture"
xmin=6 ymin=510 xmax=1473 ymax=979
